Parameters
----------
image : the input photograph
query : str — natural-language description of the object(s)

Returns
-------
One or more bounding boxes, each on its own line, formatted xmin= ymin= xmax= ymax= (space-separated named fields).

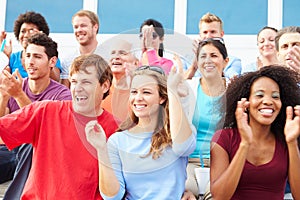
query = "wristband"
xmin=0 ymin=39 xmax=6 ymax=52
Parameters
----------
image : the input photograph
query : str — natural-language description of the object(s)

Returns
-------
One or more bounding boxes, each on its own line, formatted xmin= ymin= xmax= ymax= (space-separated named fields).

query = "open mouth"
xmin=259 ymin=108 xmax=274 ymax=115
xmin=76 ymin=34 xmax=86 ymax=40
xmin=204 ymin=66 xmax=215 ymax=71
xmin=134 ymin=104 xmax=147 ymax=110
xmin=111 ymin=61 xmax=123 ymax=67
xmin=75 ymin=96 xmax=88 ymax=102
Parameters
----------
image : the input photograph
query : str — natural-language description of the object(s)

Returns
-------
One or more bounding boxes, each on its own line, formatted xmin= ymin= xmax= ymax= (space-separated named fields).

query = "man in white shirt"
xmin=61 ymin=10 xmax=109 ymax=88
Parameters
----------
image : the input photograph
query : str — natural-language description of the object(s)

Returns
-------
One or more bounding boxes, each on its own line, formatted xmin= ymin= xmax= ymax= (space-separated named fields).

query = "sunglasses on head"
xmin=139 ymin=32 xmax=159 ymax=40
xmin=200 ymin=37 xmax=225 ymax=45
xmin=135 ymin=65 xmax=165 ymax=76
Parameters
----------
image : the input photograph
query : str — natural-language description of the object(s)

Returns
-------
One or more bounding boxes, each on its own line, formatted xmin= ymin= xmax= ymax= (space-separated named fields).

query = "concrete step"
xmin=0 ymin=181 xmax=11 ymax=200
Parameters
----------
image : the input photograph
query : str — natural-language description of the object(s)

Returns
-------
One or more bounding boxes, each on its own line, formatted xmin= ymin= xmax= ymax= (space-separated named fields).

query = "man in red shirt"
xmin=0 ymin=53 xmax=118 ymax=199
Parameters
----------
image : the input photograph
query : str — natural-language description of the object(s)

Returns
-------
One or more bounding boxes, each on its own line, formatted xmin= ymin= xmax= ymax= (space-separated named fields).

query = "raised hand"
xmin=0 ymin=69 xmax=23 ymax=98
xmin=235 ymin=98 xmax=253 ymax=145
xmin=0 ymin=31 xmax=12 ymax=58
xmin=284 ymin=105 xmax=300 ymax=144
xmin=124 ymin=61 xmax=138 ymax=78
xmin=168 ymin=64 xmax=189 ymax=98
xmin=172 ymin=54 xmax=189 ymax=97
xmin=192 ymin=36 xmax=201 ymax=55
xmin=286 ymin=46 xmax=300 ymax=73
xmin=142 ymin=25 xmax=155 ymax=50
xmin=85 ymin=120 xmax=108 ymax=150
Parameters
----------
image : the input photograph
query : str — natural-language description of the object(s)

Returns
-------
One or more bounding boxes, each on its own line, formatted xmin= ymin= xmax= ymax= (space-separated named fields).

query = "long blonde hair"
xmin=118 ymin=69 xmax=172 ymax=159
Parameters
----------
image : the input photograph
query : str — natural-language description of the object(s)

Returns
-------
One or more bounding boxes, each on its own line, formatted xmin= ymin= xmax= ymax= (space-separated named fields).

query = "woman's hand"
xmin=85 ymin=120 xmax=108 ymax=150
xmin=284 ymin=105 xmax=300 ymax=144
xmin=142 ymin=25 xmax=155 ymax=50
xmin=168 ymin=65 xmax=189 ymax=97
xmin=235 ymin=98 xmax=252 ymax=146
xmin=0 ymin=31 xmax=12 ymax=58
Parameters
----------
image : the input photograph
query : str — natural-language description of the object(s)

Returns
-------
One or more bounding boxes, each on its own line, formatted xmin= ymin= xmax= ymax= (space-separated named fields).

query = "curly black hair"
xmin=14 ymin=11 xmax=50 ymax=40
xmin=27 ymin=32 xmax=58 ymax=59
xmin=224 ymin=65 xmax=300 ymax=141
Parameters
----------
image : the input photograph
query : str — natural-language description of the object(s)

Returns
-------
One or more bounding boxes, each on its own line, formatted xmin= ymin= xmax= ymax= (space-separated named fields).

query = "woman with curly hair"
xmin=85 ymin=66 xmax=196 ymax=199
xmin=210 ymin=65 xmax=300 ymax=200
xmin=5 ymin=11 xmax=61 ymax=81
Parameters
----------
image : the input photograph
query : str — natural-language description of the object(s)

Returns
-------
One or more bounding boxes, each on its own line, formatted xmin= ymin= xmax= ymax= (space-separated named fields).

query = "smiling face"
xmin=19 ymin=23 xmax=40 ymax=48
xmin=248 ymin=77 xmax=282 ymax=127
xmin=277 ymin=32 xmax=300 ymax=65
xmin=129 ymin=74 xmax=165 ymax=121
xmin=199 ymin=21 xmax=224 ymax=40
xmin=70 ymin=65 xmax=109 ymax=117
xmin=72 ymin=15 xmax=98 ymax=46
xmin=109 ymin=41 xmax=137 ymax=76
xmin=198 ymin=43 xmax=227 ymax=78
xmin=257 ymin=28 xmax=277 ymax=58
xmin=25 ymin=43 xmax=55 ymax=80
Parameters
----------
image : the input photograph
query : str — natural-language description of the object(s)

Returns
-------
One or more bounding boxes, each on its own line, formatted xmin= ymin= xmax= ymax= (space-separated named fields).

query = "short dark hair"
xmin=275 ymin=26 xmax=300 ymax=51
xmin=27 ymin=32 xmax=58 ymax=60
xmin=224 ymin=65 xmax=300 ymax=142
xmin=69 ymin=54 xmax=112 ymax=100
xmin=14 ymin=11 xmax=50 ymax=40
xmin=257 ymin=26 xmax=278 ymax=41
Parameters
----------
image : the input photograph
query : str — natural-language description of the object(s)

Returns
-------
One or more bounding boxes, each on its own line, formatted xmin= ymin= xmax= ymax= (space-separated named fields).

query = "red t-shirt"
xmin=0 ymin=100 xmax=118 ymax=200
xmin=212 ymin=128 xmax=288 ymax=200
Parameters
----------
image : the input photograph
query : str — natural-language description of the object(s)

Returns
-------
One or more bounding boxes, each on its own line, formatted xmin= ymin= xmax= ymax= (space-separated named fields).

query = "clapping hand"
xmin=0 ymin=69 xmax=23 ymax=98
xmin=141 ymin=25 xmax=155 ymax=51
xmin=192 ymin=36 xmax=201 ymax=55
xmin=286 ymin=46 xmax=300 ymax=73
xmin=284 ymin=105 xmax=300 ymax=144
xmin=0 ymin=31 xmax=12 ymax=58
xmin=235 ymin=98 xmax=253 ymax=145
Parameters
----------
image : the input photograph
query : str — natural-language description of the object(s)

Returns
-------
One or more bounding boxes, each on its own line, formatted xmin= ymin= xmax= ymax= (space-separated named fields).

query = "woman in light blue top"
xmin=86 ymin=66 xmax=196 ymax=200
xmin=6 ymin=11 xmax=61 ymax=81
xmin=185 ymin=38 xmax=228 ymax=196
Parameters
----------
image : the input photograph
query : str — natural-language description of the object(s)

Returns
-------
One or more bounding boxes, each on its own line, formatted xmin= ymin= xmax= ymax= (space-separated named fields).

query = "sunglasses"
xmin=135 ymin=65 xmax=165 ymax=76
xmin=139 ymin=32 xmax=159 ymax=40
xmin=200 ymin=37 xmax=225 ymax=45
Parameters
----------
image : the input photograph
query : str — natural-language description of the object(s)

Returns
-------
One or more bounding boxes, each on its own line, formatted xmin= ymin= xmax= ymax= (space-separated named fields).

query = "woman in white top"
xmin=242 ymin=26 xmax=279 ymax=74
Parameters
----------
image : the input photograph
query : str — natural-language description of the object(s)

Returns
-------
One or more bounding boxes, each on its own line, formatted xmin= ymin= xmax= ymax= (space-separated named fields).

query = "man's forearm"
xmin=14 ymin=91 xmax=32 ymax=108
xmin=0 ymin=94 xmax=10 ymax=117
